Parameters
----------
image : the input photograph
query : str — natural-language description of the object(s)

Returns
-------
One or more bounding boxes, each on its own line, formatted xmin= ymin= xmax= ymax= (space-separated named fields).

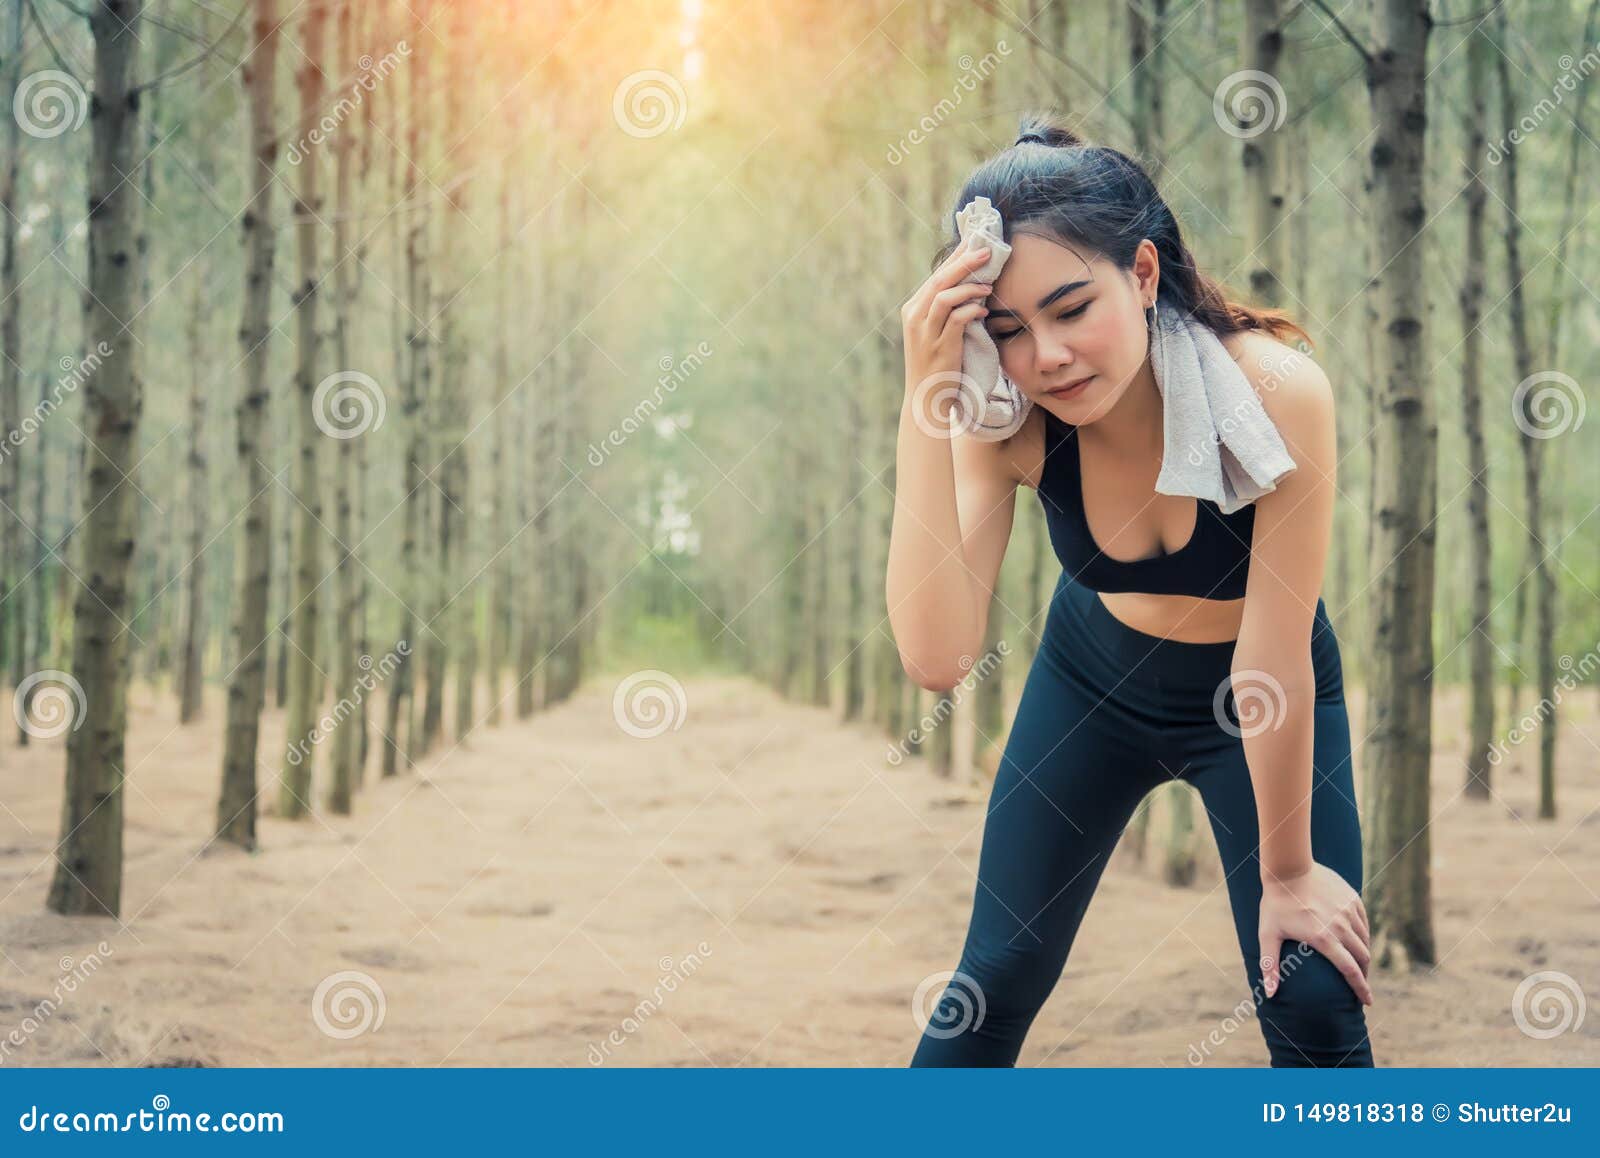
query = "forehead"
xmin=991 ymin=233 xmax=1106 ymax=301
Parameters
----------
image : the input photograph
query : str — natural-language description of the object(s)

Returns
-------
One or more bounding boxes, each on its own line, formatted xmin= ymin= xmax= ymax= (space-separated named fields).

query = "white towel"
xmin=947 ymin=196 xmax=1031 ymax=440
xmin=1149 ymin=302 xmax=1298 ymax=515
xmin=949 ymin=198 xmax=1296 ymax=514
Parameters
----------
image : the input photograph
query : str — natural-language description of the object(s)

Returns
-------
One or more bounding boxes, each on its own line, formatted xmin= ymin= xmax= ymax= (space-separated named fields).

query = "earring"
xmin=1146 ymin=297 xmax=1162 ymax=381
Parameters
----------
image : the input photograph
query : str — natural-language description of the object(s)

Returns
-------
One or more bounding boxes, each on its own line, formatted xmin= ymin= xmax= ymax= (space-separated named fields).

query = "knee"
xmin=1258 ymin=950 xmax=1372 ymax=1067
xmin=912 ymin=941 xmax=1063 ymax=1067
xmin=943 ymin=937 xmax=1066 ymax=1029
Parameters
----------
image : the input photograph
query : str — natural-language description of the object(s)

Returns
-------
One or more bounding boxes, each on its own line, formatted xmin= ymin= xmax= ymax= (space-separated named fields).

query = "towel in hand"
xmin=1150 ymin=303 xmax=1298 ymax=515
xmin=947 ymin=196 xmax=1032 ymax=440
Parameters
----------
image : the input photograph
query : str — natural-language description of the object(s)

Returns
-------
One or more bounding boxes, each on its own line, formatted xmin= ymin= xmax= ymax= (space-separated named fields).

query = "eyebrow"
xmin=986 ymin=278 xmax=1093 ymax=320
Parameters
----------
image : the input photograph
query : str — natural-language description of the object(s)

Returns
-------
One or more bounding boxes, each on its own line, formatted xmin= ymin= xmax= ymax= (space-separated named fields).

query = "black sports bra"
xmin=1036 ymin=409 xmax=1257 ymax=599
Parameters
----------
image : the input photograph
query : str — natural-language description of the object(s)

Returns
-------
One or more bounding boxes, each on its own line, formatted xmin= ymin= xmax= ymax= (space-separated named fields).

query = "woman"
xmin=888 ymin=115 xmax=1374 ymax=1068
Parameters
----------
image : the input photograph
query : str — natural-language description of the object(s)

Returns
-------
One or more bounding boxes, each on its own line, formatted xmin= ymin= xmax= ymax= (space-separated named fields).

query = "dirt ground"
xmin=1 ymin=673 xmax=1596 ymax=1067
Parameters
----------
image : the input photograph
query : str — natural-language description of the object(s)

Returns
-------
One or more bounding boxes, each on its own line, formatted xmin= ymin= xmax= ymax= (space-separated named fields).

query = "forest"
xmin=0 ymin=0 xmax=1595 ymax=1066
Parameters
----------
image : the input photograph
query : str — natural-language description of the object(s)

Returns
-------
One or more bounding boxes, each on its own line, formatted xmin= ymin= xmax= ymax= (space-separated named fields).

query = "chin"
xmin=1040 ymin=387 xmax=1118 ymax=426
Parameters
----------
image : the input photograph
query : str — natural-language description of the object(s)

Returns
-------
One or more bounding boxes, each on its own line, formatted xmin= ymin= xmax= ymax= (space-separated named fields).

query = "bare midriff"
xmin=1095 ymin=589 xmax=1246 ymax=643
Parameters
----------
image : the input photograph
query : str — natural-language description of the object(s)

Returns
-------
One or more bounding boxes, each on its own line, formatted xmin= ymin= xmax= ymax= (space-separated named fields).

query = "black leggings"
xmin=911 ymin=574 xmax=1374 ymax=1067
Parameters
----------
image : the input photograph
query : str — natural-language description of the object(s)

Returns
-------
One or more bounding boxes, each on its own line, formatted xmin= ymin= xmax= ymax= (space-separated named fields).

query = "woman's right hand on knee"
xmin=1258 ymin=862 xmax=1373 ymax=1006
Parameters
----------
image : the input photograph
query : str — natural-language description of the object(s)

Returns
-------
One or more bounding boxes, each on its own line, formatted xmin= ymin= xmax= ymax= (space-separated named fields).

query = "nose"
xmin=1033 ymin=328 xmax=1076 ymax=376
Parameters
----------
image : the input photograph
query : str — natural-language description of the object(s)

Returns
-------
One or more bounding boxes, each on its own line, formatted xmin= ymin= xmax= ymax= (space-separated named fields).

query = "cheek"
xmin=1100 ymin=312 xmax=1145 ymax=369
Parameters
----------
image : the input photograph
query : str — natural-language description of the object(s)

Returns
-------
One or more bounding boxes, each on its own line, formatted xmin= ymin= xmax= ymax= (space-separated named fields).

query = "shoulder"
xmin=1219 ymin=328 xmax=1334 ymax=440
xmin=952 ymin=402 xmax=1048 ymax=491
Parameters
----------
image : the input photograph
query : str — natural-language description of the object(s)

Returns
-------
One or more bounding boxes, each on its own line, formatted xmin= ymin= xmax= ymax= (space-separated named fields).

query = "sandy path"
xmin=1 ymin=674 xmax=1596 ymax=1067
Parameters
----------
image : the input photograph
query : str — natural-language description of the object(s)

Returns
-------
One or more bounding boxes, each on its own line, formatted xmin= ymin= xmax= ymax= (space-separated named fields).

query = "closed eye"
xmin=991 ymin=300 xmax=1090 ymax=341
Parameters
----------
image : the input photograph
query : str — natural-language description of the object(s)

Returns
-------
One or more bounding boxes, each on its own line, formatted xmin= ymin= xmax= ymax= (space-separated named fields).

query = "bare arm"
xmin=1233 ymin=350 xmax=1338 ymax=882
xmin=887 ymin=398 xmax=1024 ymax=692
xmin=884 ymin=239 xmax=1027 ymax=692
xmin=1233 ymin=344 xmax=1371 ymax=1005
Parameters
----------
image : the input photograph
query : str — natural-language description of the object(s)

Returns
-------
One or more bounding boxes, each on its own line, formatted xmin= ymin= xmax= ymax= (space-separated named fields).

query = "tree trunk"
xmin=516 ymin=319 xmax=543 ymax=719
xmin=177 ymin=270 xmax=209 ymax=723
xmin=779 ymin=497 xmax=805 ymax=697
xmin=487 ymin=129 xmax=514 ymax=728
xmin=48 ymin=0 xmax=147 ymax=917
xmin=24 ymin=212 xmax=67 ymax=730
xmin=518 ymin=184 xmax=549 ymax=720
xmin=0 ymin=0 xmax=25 ymax=726
xmin=1127 ymin=0 xmax=1167 ymax=180
xmin=1541 ymin=0 xmax=1600 ymax=372
xmin=388 ymin=0 xmax=433 ymax=774
xmin=421 ymin=479 xmax=446 ymax=752
xmin=809 ymin=491 xmax=832 ymax=708
xmin=272 ymin=489 xmax=289 ymax=708
xmin=327 ymin=0 xmax=361 ymax=815
xmin=1360 ymin=0 xmax=1437 ymax=969
xmin=1491 ymin=6 xmax=1558 ymax=821
xmin=841 ymin=384 xmax=867 ymax=722
xmin=217 ymin=0 xmax=280 ymax=849
xmin=135 ymin=83 xmax=164 ymax=691
xmin=547 ymin=187 xmax=591 ymax=705
xmin=1162 ymin=785 xmax=1198 ymax=887
xmin=1459 ymin=20 xmax=1493 ymax=800
xmin=279 ymin=0 xmax=327 ymax=820
xmin=442 ymin=0 xmax=473 ymax=744
xmin=1240 ymin=0 xmax=1287 ymax=307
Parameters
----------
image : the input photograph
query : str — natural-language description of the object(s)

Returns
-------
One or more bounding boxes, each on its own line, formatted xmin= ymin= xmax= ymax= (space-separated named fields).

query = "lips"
xmin=1045 ymin=374 xmax=1094 ymax=397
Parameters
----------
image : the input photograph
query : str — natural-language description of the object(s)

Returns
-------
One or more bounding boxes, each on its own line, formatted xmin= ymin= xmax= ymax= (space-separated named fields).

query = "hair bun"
xmin=1013 ymin=118 xmax=1085 ymax=150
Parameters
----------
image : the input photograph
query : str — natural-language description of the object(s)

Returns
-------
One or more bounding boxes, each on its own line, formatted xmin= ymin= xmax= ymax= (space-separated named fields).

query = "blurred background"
xmin=0 ymin=0 xmax=1595 ymax=1066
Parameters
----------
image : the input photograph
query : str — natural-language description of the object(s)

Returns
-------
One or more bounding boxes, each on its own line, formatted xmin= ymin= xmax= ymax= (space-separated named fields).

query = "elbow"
xmin=898 ymin=649 xmax=965 ymax=695
xmin=887 ymin=585 xmax=981 ymax=694
xmin=1227 ymin=654 xmax=1317 ymax=714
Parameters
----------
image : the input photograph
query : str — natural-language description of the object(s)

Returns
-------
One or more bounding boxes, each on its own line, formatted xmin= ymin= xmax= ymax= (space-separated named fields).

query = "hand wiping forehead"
xmin=950 ymin=196 xmax=1033 ymax=440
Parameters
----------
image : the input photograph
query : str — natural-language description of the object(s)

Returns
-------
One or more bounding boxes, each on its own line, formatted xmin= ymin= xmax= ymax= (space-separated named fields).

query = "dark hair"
xmin=936 ymin=112 xmax=1313 ymax=351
